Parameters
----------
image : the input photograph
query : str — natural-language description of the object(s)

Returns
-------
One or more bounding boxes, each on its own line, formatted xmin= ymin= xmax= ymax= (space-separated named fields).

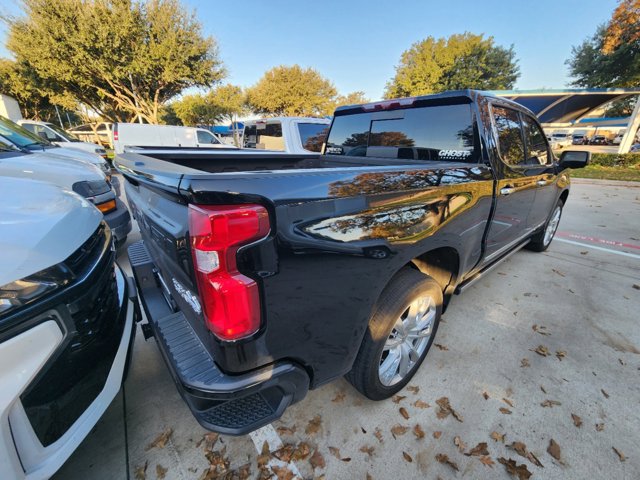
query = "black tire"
xmin=526 ymin=199 xmax=563 ymax=252
xmin=346 ymin=267 xmax=443 ymax=400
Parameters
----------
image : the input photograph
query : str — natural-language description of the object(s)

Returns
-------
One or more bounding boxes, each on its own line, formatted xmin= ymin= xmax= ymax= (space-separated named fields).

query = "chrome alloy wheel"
xmin=544 ymin=206 xmax=562 ymax=246
xmin=378 ymin=296 xmax=436 ymax=386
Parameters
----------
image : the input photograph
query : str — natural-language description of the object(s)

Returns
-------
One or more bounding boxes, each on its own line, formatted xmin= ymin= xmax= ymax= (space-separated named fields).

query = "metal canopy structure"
xmin=491 ymin=88 xmax=640 ymax=153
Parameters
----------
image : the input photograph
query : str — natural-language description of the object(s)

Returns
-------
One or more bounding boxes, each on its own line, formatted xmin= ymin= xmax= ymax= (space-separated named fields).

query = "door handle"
xmin=537 ymin=180 xmax=547 ymax=186
xmin=500 ymin=187 xmax=515 ymax=196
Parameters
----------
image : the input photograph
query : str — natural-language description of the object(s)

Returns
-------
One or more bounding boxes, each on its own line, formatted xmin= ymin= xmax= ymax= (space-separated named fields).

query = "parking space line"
xmin=557 ymin=231 xmax=640 ymax=251
xmin=249 ymin=425 xmax=303 ymax=478
xmin=555 ymin=238 xmax=640 ymax=260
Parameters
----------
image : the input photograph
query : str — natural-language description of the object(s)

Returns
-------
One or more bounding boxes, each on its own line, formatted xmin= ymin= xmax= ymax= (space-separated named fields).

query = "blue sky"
xmin=0 ymin=0 xmax=619 ymax=100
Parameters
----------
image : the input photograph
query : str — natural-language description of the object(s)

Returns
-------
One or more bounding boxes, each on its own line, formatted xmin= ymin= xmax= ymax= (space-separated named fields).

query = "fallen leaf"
xmin=361 ymin=426 xmax=367 ymax=434
xmin=390 ymin=425 xmax=408 ymax=437
xmin=552 ymin=269 xmax=565 ymax=277
xmin=580 ymin=251 xmax=588 ymax=255
xmin=332 ymin=392 xmax=346 ymax=403
xmin=498 ymin=457 xmax=532 ymax=480
xmin=479 ymin=455 xmax=495 ymax=467
xmin=399 ymin=407 xmax=410 ymax=420
xmin=633 ymin=284 xmax=640 ymax=290
xmin=258 ymin=441 xmax=271 ymax=468
xmin=596 ymin=423 xmax=605 ymax=432
xmin=273 ymin=444 xmax=295 ymax=463
xmin=374 ymin=428 xmax=384 ymax=443
xmin=433 ymin=431 xmax=442 ymax=439
xmin=402 ymin=451 xmax=413 ymax=463
xmin=571 ymin=414 xmax=582 ymax=428
xmin=502 ymin=398 xmax=514 ymax=407
xmin=229 ymin=464 xmax=251 ymax=480
xmin=359 ymin=445 xmax=375 ymax=457
xmin=482 ymin=391 xmax=490 ymax=400
xmin=540 ymin=399 xmax=562 ymax=408
xmin=392 ymin=395 xmax=406 ymax=404
xmin=509 ymin=442 xmax=527 ymax=457
xmin=134 ymin=461 xmax=148 ymax=480
xmin=532 ymin=324 xmax=550 ymax=336
xmin=521 ymin=358 xmax=530 ymax=368
xmin=466 ymin=442 xmax=489 ymax=456
xmin=434 ymin=343 xmax=448 ymax=351
xmin=435 ymin=453 xmax=459 ymax=471
xmin=305 ymin=415 xmax=322 ymax=435
xmin=490 ymin=431 xmax=506 ymax=443
xmin=533 ymin=345 xmax=550 ymax=357
xmin=270 ymin=466 xmax=295 ymax=480
xmin=406 ymin=385 xmax=420 ymax=394
xmin=436 ymin=397 xmax=463 ymax=422
xmin=555 ymin=351 xmax=566 ymax=361
xmin=276 ymin=425 xmax=296 ymax=436
xmin=540 ymin=385 xmax=547 ymax=394
xmin=601 ymin=389 xmax=609 ymax=399
xmin=413 ymin=400 xmax=430 ymax=409
xmin=613 ymin=447 xmax=626 ymax=462
xmin=413 ymin=424 xmax=425 ymax=439
xmin=293 ymin=442 xmax=311 ymax=461
xmin=454 ymin=436 xmax=467 ymax=452
xmin=204 ymin=447 xmax=230 ymax=476
xmin=366 ymin=474 xmax=373 ymax=480
xmin=146 ymin=428 xmax=173 ymax=451
xmin=547 ymin=439 xmax=562 ymax=462
xmin=309 ymin=449 xmax=325 ymax=469
xmin=619 ymin=358 xmax=625 ymax=366
xmin=500 ymin=407 xmax=512 ymax=415
xmin=328 ymin=446 xmax=341 ymax=459
xmin=527 ymin=452 xmax=544 ymax=468
xmin=155 ymin=464 xmax=167 ymax=480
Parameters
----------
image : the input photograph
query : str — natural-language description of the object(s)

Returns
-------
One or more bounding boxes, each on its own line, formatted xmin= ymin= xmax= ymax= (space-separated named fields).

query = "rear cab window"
xmin=325 ymin=103 xmax=478 ymax=162
xmin=297 ymin=123 xmax=329 ymax=152
xmin=244 ymin=122 xmax=285 ymax=151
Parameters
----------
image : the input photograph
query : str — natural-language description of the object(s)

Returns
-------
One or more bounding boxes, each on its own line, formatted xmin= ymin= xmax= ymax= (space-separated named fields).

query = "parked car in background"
xmin=112 ymin=123 xmax=234 ymax=154
xmin=17 ymin=120 xmax=107 ymax=159
xmin=0 ymin=137 xmax=131 ymax=245
xmin=590 ymin=135 xmax=609 ymax=145
xmin=612 ymin=131 xmax=625 ymax=145
xmin=630 ymin=144 xmax=640 ymax=153
xmin=243 ymin=117 xmax=330 ymax=154
xmin=550 ymin=132 xmax=572 ymax=149
xmin=0 ymin=94 xmax=21 ymax=121
xmin=118 ymin=90 xmax=588 ymax=435
xmin=0 ymin=115 xmax=112 ymax=178
xmin=571 ymin=132 xmax=589 ymax=145
xmin=0 ymin=176 xmax=138 ymax=480
xmin=67 ymin=122 xmax=113 ymax=148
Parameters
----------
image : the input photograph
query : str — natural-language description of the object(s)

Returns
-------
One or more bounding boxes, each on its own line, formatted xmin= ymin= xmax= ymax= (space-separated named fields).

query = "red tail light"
xmin=113 ymin=124 xmax=118 ymax=141
xmin=188 ymin=204 xmax=270 ymax=341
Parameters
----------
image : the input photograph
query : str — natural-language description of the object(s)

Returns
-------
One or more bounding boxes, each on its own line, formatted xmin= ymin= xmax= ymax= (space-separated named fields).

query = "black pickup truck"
xmin=117 ymin=90 xmax=588 ymax=435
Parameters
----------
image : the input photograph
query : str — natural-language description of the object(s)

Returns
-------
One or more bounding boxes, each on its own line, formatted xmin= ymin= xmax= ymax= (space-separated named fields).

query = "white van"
xmin=112 ymin=123 xmax=235 ymax=154
xmin=243 ymin=117 xmax=331 ymax=154
xmin=17 ymin=120 xmax=107 ymax=158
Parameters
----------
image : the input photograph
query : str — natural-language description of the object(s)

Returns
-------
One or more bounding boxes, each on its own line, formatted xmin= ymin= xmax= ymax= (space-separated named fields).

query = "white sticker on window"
xmin=438 ymin=150 xmax=472 ymax=160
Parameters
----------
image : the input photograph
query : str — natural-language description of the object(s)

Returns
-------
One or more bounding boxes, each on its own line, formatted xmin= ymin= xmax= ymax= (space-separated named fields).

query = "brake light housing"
xmin=188 ymin=204 xmax=270 ymax=341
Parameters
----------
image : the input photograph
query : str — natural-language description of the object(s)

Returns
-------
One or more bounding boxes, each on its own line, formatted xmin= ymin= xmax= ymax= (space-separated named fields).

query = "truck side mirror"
xmin=558 ymin=150 xmax=590 ymax=171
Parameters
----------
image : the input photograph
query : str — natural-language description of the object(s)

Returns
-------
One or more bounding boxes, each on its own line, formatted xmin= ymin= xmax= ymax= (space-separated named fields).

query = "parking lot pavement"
xmin=54 ymin=178 xmax=640 ymax=480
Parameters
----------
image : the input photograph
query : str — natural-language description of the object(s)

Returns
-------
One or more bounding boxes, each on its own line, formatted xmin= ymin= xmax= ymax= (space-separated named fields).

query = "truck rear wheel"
xmin=526 ymin=199 xmax=563 ymax=252
xmin=346 ymin=267 xmax=442 ymax=400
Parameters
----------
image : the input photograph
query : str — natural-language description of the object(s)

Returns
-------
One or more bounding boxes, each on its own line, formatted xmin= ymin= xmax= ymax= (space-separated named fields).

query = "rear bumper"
xmin=104 ymin=199 xmax=131 ymax=242
xmin=128 ymin=240 xmax=309 ymax=435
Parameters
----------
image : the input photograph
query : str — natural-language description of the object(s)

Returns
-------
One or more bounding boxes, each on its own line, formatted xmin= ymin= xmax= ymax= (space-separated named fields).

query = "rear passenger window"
xmin=492 ymin=106 xmax=525 ymax=166
xmin=522 ymin=115 xmax=550 ymax=165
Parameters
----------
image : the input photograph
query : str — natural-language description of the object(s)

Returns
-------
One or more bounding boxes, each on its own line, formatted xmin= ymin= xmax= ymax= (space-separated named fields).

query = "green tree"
xmin=5 ymin=0 xmax=225 ymax=123
xmin=333 ymin=91 xmax=370 ymax=109
xmin=385 ymin=33 xmax=519 ymax=98
xmin=172 ymin=92 xmax=224 ymax=126
xmin=246 ymin=65 xmax=337 ymax=116
xmin=567 ymin=1 xmax=640 ymax=87
xmin=0 ymin=59 xmax=56 ymax=120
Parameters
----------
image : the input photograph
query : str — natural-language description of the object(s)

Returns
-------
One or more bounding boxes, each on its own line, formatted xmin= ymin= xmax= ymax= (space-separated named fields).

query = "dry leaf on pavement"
xmin=399 ymin=407 xmax=410 ymax=420
xmin=613 ymin=447 xmax=626 ymax=462
xmin=500 ymin=407 xmax=512 ymax=415
xmin=305 ymin=415 xmax=322 ymax=435
xmin=490 ymin=431 xmax=506 ymax=443
xmin=332 ymin=392 xmax=346 ymax=403
xmin=155 ymin=465 xmax=167 ymax=480
xmin=134 ymin=461 xmax=148 ymax=480
xmin=359 ymin=445 xmax=375 ymax=457
xmin=406 ymin=385 xmax=420 ymax=394
xmin=391 ymin=395 xmax=406 ymax=404
xmin=571 ymin=414 xmax=582 ymax=427
xmin=502 ymin=398 xmax=514 ymax=407
xmin=413 ymin=400 xmax=430 ymax=409
xmin=293 ymin=442 xmax=311 ymax=461
xmin=433 ymin=431 xmax=442 ymax=439
xmin=498 ymin=457 xmax=532 ymax=480
xmin=601 ymin=389 xmax=610 ymax=399
xmin=483 ymin=391 xmax=490 ymax=400
xmin=547 ymin=439 xmax=562 ymax=462
xmin=533 ymin=345 xmax=550 ymax=357
xmin=390 ymin=425 xmax=408 ymax=437
xmin=435 ymin=453 xmax=459 ymax=471
xmin=270 ymin=466 xmax=295 ymax=480
xmin=596 ymin=423 xmax=605 ymax=432
xmin=532 ymin=324 xmax=550 ymax=336
xmin=552 ymin=268 xmax=565 ymax=277
xmin=402 ymin=451 xmax=413 ymax=463
xmin=521 ymin=358 xmax=530 ymax=368
xmin=479 ymin=455 xmax=495 ymax=467
xmin=454 ymin=436 xmax=467 ymax=452
xmin=540 ymin=399 xmax=561 ymax=408
xmin=146 ymin=428 xmax=173 ymax=451
xmin=436 ymin=397 xmax=463 ymax=422
xmin=374 ymin=428 xmax=384 ymax=443
xmin=309 ymin=449 xmax=325 ymax=469
xmin=555 ymin=351 xmax=566 ymax=361
xmin=466 ymin=442 xmax=489 ymax=456
xmin=413 ymin=424 xmax=425 ymax=439
xmin=434 ymin=343 xmax=448 ymax=351
xmin=276 ymin=426 xmax=296 ymax=436
xmin=508 ymin=442 xmax=542 ymax=467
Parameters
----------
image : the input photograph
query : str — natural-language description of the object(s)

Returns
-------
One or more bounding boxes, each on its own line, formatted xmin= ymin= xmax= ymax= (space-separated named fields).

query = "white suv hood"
xmin=0 ymin=177 xmax=102 ymax=285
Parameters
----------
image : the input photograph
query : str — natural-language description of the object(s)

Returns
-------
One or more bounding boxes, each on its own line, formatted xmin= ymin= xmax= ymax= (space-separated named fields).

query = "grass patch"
xmin=569 ymin=165 xmax=640 ymax=182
